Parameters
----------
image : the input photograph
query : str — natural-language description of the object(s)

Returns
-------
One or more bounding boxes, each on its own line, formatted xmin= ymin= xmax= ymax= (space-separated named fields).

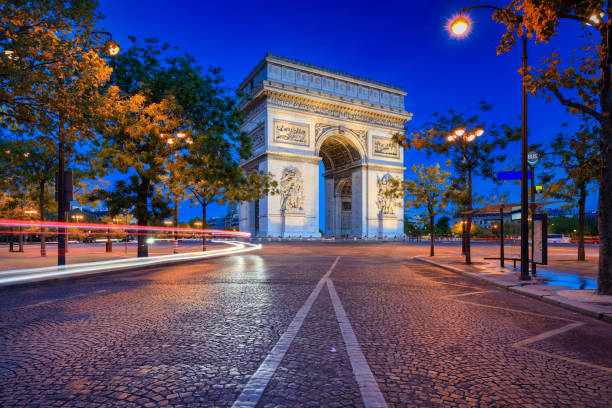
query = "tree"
xmin=541 ymin=123 xmax=599 ymax=260
xmin=1 ymin=0 xmax=115 ymax=130
xmin=494 ymin=1 xmax=611 ymax=293
xmin=0 ymin=137 xmax=37 ymax=252
xmin=91 ymin=89 xmax=180 ymax=257
xmin=395 ymin=105 xmax=520 ymax=262
xmin=435 ymin=216 xmax=452 ymax=237
xmin=112 ymin=38 xmax=276 ymax=251
xmin=393 ymin=163 xmax=451 ymax=256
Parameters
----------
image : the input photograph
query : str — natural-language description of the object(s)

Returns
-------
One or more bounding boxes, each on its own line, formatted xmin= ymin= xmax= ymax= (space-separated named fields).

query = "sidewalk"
xmin=414 ymin=254 xmax=612 ymax=323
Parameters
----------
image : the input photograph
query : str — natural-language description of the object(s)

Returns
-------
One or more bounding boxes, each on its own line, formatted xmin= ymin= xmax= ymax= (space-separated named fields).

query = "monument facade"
xmin=238 ymin=54 xmax=412 ymax=238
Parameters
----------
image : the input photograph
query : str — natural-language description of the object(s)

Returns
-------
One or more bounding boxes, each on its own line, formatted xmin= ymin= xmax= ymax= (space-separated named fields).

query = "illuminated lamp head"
xmin=450 ymin=16 xmax=470 ymax=36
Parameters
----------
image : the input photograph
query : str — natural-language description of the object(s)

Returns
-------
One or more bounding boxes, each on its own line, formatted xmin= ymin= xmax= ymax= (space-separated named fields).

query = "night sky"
xmin=97 ymin=0 xmax=595 ymax=225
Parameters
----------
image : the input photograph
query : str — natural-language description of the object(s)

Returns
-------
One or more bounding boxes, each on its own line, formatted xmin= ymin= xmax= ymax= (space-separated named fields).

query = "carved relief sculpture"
xmin=273 ymin=120 xmax=309 ymax=146
xmin=373 ymin=136 xmax=400 ymax=158
xmin=376 ymin=174 xmax=396 ymax=216
xmin=280 ymin=167 xmax=304 ymax=213
xmin=249 ymin=124 xmax=265 ymax=149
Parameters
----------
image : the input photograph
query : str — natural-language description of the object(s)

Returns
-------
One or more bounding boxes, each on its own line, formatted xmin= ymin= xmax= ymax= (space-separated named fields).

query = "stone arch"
xmin=317 ymin=133 xmax=363 ymax=171
xmin=238 ymin=55 xmax=410 ymax=238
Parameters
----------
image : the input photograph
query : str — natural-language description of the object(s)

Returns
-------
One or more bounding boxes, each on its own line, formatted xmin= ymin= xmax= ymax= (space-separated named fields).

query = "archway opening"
xmin=318 ymin=135 xmax=362 ymax=237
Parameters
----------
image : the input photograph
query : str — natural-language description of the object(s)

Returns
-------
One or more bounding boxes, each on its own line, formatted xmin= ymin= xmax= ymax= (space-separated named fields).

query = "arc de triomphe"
xmin=239 ymin=54 xmax=412 ymax=238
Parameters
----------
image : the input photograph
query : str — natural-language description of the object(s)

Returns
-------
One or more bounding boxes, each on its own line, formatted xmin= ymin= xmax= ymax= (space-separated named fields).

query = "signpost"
xmin=528 ymin=151 xmax=539 ymax=276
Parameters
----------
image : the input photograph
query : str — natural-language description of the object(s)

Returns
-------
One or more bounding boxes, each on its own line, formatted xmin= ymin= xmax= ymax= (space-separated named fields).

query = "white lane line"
xmin=327 ymin=279 xmax=387 ymax=408
xmin=232 ymin=256 xmax=340 ymax=408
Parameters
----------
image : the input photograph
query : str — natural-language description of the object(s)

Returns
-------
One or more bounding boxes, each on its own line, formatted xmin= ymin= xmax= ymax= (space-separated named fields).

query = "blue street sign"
xmin=497 ymin=171 xmax=531 ymax=180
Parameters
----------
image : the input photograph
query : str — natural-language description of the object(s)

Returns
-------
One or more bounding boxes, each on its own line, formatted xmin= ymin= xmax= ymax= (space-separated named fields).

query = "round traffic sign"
xmin=527 ymin=151 xmax=539 ymax=166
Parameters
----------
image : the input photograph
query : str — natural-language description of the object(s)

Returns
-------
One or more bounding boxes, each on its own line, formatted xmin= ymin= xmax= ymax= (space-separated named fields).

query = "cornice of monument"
xmin=243 ymin=84 xmax=411 ymax=131
xmin=240 ymin=150 xmax=323 ymax=169
xmin=238 ymin=53 xmax=406 ymax=96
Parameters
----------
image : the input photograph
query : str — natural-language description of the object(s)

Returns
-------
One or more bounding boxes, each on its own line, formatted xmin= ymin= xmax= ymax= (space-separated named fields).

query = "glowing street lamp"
xmin=448 ymin=4 xmax=531 ymax=281
xmin=447 ymin=126 xmax=484 ymax=264
xmin=163 ymin=131 xmax=193 ymax=253
xmin=450 ymin=16 xmax=470 ymax=36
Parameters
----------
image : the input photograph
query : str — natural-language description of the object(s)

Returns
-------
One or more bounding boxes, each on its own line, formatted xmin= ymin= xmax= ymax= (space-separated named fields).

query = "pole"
xmin=172 ymin=153 xmax=179 ymax=254
xmin=466 ymin=164 xmax=472 ymax=264
xmin=58 ymin=118 xmax=66 ymax=266
xmin=520 ymin=34 xmax=530 ymax=280
xmin=500 ymin=207 xmax=505 ymax=268
xmin=530 ymin=165 xmax=536 ymax=276
xmin=461 ymin=146 xmax=467 ymax=255
xmin=106 ymin=209 xmax=112 ymax=252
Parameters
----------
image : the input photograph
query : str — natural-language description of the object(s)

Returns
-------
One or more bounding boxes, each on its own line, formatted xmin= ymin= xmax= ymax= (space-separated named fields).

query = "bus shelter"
xmin=464 ymin=201 xmax=561 ymax=272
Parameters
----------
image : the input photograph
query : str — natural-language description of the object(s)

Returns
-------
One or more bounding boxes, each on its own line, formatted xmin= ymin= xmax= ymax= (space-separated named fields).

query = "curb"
xmin=414 ymin=256 xmax=612 ymax=324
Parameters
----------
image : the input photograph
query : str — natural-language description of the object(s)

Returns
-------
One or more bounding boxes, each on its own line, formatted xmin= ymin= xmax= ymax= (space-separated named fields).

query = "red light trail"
xmin=0 ymin=218 xmax=251 ymax=238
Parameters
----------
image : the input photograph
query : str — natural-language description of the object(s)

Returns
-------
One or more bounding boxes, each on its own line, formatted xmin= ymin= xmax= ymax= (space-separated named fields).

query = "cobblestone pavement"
xmin=1 ymin=242 xmax=611 ymax=407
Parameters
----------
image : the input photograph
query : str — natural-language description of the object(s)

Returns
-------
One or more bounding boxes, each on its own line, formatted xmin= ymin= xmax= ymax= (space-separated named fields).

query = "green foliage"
xmin=494 ymin=1 xmax=605 ymax=119
xmin=549 ymin=215 xmax=598 ymax=236
xmin=1 ymin=0 xmax=113 ymax=135
xmin=540 ymin=122 xmax=599 ymax=204
xmin=435 ymin=216 xmax=451 ymax=236
xmin=394 ymin=104 xmax=520 ymax=211
xmin=393 ymin=163 xmax=451 ymax=254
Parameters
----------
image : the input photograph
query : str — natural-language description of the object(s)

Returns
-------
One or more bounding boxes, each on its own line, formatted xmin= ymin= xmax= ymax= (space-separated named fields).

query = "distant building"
xmin=224 ymin=204 xmax=240 ymax=230
xmin=403 ymin=209 xmax=422 ymax=226
xmin=208 ymin=205 xmax=240 ymax=230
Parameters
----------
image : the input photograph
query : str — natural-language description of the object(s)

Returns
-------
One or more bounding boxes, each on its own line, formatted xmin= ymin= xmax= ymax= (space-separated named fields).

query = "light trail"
xmin=0 ymin=240 xmax=262 ymax=287
xmin=0 ymin=218 xmax=251 ymax=238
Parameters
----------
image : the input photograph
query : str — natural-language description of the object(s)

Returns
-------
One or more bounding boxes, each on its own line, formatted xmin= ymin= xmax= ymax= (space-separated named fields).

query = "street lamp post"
xmin=24 ymin=209 xmax=38 ymax=250
xmin=447 ymin=126 xmax=484 ymax=264
xmin=106 ymin=209 xmax=113 ymax=253
xmin=71 ymin=213 xmax=83 ymax=243
xmin=450 ymin=6 xmax=531 ymax=280
xmin=163 ymin=132 xmax=192 ymax=254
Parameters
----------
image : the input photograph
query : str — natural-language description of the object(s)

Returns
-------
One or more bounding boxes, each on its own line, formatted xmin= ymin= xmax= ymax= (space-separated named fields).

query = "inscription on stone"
xmin=373 ymin=136 xmax=400 ymax=158
xmin=273 ymin=120 xmax=309 ymax=146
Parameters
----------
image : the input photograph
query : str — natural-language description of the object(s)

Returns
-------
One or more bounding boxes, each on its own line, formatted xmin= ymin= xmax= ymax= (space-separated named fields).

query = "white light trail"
xmin=0 ymin=240 xmax=262 ymax=287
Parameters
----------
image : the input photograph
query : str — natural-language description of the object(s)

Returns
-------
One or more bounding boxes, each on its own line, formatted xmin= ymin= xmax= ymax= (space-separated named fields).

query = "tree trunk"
xmin=9 ymin=227 xmax=14 ymax=252
xmin=202 ymin=204 xmax=207 ymax=251
xmin=136 ymin=183 xmax=148 ymax=258
xmin=578 ymin=186 xmax=586 ymax=261
xmin=39 ymin=180 xmax=46 ymax=257
xmin=137 ymin=225 xmax=148 ymax=257
xmin=598 ymin=20 xmax=612 ymax=294
xmin=430 ymin=213 xmax=435 ymax=257
xmin=18 ymin=224 xmax=24 ymax=252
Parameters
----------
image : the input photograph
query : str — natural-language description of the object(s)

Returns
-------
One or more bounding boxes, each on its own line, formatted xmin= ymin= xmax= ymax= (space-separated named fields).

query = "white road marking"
xmin=327 ymin=279 xmax=387 ymax=408
xmin=433 ymin=277 xmax=612 ymax=373
xmin=232 ymin=256 xmax=340 ymax=408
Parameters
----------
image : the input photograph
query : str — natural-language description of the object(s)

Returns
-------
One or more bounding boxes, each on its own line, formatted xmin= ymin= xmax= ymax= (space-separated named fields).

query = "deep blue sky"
xmin=97 ymin=0 xmax=596 ymax=224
